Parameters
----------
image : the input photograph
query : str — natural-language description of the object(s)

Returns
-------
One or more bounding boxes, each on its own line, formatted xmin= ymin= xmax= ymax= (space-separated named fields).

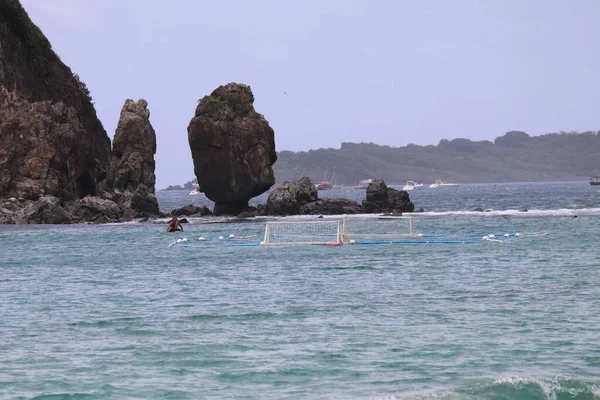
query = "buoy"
xmin=182 ymin=238 xmax=188 ymax=242
xmin=482 ymin=235 xmax=489 ymax=240
xmin=515 ymin=233 xmax=521 ymax=237
xmin=218 ymin=236 xmax=224 ymax=240
xmin=489 ymin=234 xmax=496 ymax=238
xmin=349 ymin=239 xmax=356 ymax=245
xmin=259 ymin=241 xmax=266 ymax=245
xmin=198 ymin=237 xmax=205 ymax=241
xmin=229 ymin=234 xmax=235 ymax=239
xmin=176 ymin=239 xmax=182 ymax=243
xmin=504 ymin=233 xmax=510 ymax=237
xmin=417 ymin=233 xmax=423 ymax=237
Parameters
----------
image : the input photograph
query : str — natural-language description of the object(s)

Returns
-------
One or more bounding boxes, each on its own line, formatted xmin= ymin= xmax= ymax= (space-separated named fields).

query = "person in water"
xmin=167 ymin=217 xmax=183 ymax=232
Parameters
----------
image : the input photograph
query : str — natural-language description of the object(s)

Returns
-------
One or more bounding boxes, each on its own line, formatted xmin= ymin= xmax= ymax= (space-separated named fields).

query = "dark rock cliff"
xmin=0 ymin=0 xmax=111 ymax=201
xmin=0 ymin=2 xmax=159 ymax=223
xmin=187 ymin=82 xmax=277 ymax=216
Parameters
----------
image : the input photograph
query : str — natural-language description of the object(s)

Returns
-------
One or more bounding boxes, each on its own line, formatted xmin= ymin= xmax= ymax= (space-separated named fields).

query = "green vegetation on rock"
xmin=73 ymin=73 xmax=93 ymax=104
xmin=0 ymin=0 xmax=52 ymax=76
xmin=199 ymin=95 xmax=230 ymax=106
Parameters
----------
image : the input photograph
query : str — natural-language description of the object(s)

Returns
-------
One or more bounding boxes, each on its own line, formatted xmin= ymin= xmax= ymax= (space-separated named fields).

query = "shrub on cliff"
xmin=73 ymin=73 xmax=93 ymax=104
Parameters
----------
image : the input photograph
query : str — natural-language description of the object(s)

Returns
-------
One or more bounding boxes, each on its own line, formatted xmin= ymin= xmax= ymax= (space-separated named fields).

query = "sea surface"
xmin=1 ymin=181 xmax=600 ymax=399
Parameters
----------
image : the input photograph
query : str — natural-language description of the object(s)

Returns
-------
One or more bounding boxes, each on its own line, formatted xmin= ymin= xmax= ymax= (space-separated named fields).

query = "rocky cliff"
xmin=0 ymin=1 xmax=111 ymax=201
xmin=187 ymin=82 xmax=277 ymax=215
xmin=0 ymin=2 xmax=159 ymax=223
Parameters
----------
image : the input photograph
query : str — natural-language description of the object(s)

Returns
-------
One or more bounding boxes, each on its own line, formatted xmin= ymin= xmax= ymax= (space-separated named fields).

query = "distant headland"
xmin=165 ymin=130 xmax=600 ymax=189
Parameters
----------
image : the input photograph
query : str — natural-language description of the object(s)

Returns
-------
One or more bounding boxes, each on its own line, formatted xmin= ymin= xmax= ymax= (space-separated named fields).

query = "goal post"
xmin=342 ymin=215 xmax=416 ymax=243
xmin=261 ymin=220 xmax=342 ymax=246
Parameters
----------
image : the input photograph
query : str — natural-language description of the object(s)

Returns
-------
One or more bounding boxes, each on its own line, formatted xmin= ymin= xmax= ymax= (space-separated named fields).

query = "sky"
xmin=19 ymin=0 xmax=600 ymax=188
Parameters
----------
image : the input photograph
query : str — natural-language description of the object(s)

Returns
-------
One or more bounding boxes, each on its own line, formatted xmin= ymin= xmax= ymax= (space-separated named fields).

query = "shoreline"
xmin=2 ymin=206 xmax=597 ymax=230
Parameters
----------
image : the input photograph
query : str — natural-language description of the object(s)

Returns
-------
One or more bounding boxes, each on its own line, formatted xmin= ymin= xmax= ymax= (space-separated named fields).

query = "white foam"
xmin=249 ymin=207 xmax=600 ymax=222
xmin=410 ymin=207 xmax=600 ymax=219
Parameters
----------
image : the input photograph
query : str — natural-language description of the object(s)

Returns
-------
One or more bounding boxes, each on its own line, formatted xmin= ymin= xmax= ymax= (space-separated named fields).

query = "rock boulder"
xmin=29 ymin=195 xmax=73 ymax=224
xmin=362 ymin=179 xmax=414 ymax=213
xmin=266 ymin=176 xmax=318 ymax=215
xmin=170 ymin=204 xmax=213 ymax=217
xmin=300 ymin=198 xmax=362 ymax=215
xmin=68 ymin=196 xmax=122 ymax=223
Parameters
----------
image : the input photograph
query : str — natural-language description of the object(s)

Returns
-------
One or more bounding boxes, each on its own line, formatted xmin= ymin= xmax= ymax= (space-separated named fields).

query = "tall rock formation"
xmin=0 ymin=1 xmax=111 ymax=202
xmin=187 ymin=82 xmax=277 ymax=215
xmin=109 ymin=99 xmax=159 ymax=215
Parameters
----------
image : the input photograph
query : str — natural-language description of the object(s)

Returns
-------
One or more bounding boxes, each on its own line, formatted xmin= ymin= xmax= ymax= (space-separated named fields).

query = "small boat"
xmin=429 ymin=180 xmax=459 ymax=188
xmin=354 ymin=179 xmax=372 ymax=189
xmin=402 ymin=181 xmax=423 ymax=191
xmin=189 ymin=183 xmax=201 ymax=195
xmin=315 ymin=181 xmax=333 ymax=190
xmin=590 ymin=176 xmax=600 ymax=186
xmin=354 ymin=178 xmax=374 ymax=188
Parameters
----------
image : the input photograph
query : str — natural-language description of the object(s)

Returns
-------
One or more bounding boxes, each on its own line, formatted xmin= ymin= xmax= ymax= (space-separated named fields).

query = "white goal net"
xmin=260 ymin=216 xmax=416 ymax=246
xmin=342 ymin=216 xmax=415 ymax=243
xmin=261 ymin=220 xmax=342 ymax=246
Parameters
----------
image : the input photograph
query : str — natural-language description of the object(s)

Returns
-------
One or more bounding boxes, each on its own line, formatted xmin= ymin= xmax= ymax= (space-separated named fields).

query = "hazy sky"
xmin=19 ymin=0 xmax=600 ymax=188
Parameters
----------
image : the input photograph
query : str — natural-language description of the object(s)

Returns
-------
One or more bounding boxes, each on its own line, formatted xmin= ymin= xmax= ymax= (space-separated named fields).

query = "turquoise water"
xmin=1 ymin=182 xmax=600 ymax=399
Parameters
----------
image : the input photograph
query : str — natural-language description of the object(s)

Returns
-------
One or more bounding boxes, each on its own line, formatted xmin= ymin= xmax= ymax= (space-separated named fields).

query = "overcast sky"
xmin=20 ymin=0 xmax=600 ymax=188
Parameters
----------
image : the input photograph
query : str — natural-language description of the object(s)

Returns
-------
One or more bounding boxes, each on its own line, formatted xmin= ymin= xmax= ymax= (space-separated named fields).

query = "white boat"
xmin=429 ymin=180 xmax=459 ymax=188
xmin=402 ymin=181 xmax=423 ymax=191
xmin=189 ymin=183 xmax=201 ymax=195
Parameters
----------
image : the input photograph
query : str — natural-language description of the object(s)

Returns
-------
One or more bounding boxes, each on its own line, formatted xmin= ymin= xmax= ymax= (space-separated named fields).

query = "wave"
xmin=414 ymin=207 xmax=600 ymax=219
xmin=212 ymin=207 xmax=600 ymax=222
xmin=379 ymin=376 xmax=600 ymax=400
xmin=109 ymin=206 xmax=600 ymax=228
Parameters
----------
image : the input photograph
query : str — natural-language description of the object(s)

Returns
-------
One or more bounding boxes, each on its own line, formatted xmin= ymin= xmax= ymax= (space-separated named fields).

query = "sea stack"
xmin=187 ymin=82 xmax=277 ymax=215
xmin=108 ymin=99 xmax=159 ymax=216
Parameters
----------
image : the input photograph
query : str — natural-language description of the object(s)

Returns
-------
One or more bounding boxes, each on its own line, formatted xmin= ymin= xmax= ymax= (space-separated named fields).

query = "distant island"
xmin=163 ymin=181 xmax=196 ymax=191
xmin=163 ymin=130 xmax=600 ymax=189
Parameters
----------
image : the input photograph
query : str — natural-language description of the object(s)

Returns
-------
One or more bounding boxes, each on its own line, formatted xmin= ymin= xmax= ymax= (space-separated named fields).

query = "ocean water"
xmin=1 ymin=181 xmax=600 ymax=399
